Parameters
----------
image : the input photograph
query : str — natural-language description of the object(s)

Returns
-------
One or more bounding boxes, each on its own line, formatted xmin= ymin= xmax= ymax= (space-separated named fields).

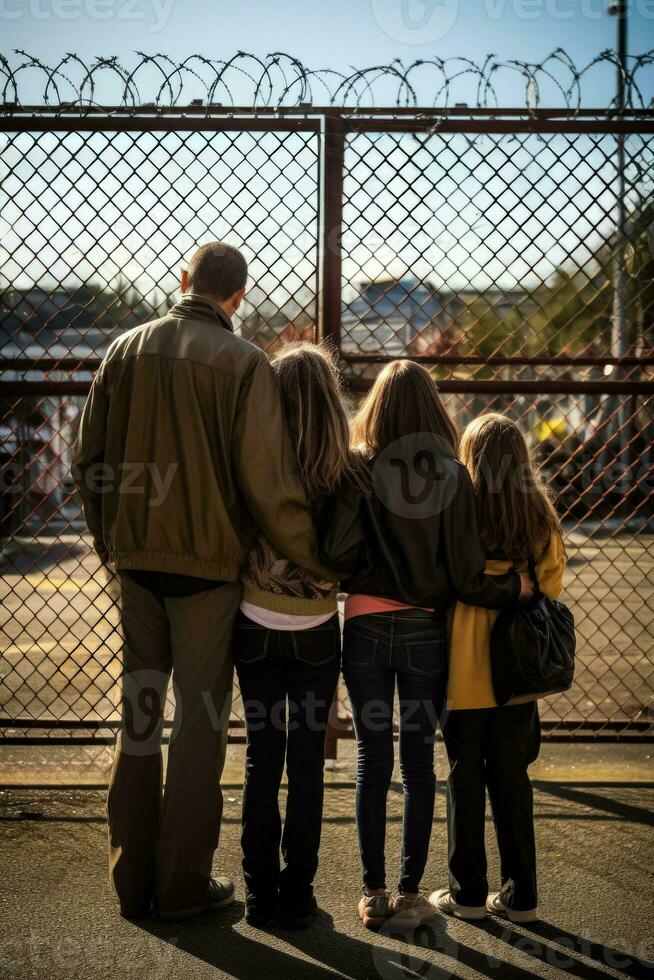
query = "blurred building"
xmin=340 ymin=277 xmax=531 ymax=356
xmin=341 ymin=278 xmax=442 ymax=355
xmin=1 ymin=285 xmax=154 ymax=536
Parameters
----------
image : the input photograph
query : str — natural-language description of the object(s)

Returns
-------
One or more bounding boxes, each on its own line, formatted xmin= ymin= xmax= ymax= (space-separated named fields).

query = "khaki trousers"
xmin=107 ymin=574 xmax=241 ymax=913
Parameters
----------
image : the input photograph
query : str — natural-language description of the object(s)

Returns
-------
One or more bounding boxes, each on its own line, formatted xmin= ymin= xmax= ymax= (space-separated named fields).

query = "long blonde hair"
xmin=272 ymin=342 xmax=365 ymax=502
xmin=460 ymin=413 xmax=561 ymax=561
xmin=350 ymin=360 xmax=459 ymax=456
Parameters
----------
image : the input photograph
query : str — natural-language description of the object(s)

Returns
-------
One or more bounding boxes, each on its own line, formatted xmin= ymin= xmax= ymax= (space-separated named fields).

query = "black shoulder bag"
xmin=490 ymin=557 xmax=576 ymax=706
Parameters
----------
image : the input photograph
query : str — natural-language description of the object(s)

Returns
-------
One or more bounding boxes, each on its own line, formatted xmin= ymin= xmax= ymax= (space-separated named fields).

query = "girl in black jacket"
xmin=319 ymin=360 xmax=532 ymax=930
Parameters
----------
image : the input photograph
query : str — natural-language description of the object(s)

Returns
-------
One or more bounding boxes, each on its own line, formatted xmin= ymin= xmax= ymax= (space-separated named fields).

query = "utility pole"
xmin=608 ymin=0 xmax=631 ymax=520
xmin=610 ymin=0 xmax=629 ymax=364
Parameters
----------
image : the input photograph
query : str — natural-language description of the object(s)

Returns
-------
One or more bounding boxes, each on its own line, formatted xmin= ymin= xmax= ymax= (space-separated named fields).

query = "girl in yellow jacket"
xmin=430 ymin=413 xmax=566 ymax=925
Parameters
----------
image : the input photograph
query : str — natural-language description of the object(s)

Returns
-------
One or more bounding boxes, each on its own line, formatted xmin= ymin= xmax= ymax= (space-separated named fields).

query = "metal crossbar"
xmin=1 ymin=52 xmax=653 ymax=744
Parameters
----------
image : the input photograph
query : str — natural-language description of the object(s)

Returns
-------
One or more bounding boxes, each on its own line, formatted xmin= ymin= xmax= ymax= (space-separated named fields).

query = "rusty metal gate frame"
xmin=1 ymin=102 xmax=653 ymax=745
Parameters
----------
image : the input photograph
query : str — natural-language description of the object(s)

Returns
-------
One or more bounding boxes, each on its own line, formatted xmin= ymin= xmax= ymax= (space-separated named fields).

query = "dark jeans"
xmin=233 ymin=610 xmax=341 ymax=899
xmin=442 ymin=703 xmax=541 ymax=911
xmin=342 ymin=609 xmax=447 ymax=894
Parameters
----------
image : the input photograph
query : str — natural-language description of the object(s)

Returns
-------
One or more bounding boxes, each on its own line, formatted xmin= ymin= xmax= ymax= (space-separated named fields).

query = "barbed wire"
xmin=0 ymin=49 xmax=652 ymax=113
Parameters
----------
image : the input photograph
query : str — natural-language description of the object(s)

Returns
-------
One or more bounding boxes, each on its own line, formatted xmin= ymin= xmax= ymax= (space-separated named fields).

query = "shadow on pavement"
xmin=135 ymin=906 xmax=533 ymax=980
xmin=533 ymin=782 xmax=654 ymax=828
xmin=135 ymin=906 xmax=340 ymax=980
xmin=134 ymin=904 xmax=654 ymax=980
xmin=528 ymin=921 xmax=654 ymax=979
xmin=471 ymin=916 xmax=654 ymax=980
xmin=286 ymin=911 xmax=537 ymax=980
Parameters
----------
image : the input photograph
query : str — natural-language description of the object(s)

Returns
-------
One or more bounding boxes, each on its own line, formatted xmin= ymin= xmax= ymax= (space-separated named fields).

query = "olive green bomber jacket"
xmin=71 ymin=294 xmax=326 ymax=582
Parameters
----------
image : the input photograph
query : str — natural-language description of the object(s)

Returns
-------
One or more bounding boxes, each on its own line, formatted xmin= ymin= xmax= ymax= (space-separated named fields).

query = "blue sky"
xmin=2 ymin=0 xmax=653 ymax=106
xmin=1 ymin=0 xmax=652 ymax=308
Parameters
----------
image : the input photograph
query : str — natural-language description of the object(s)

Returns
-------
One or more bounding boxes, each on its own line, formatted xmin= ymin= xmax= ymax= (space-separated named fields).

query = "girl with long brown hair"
xmin=320 ymin=362 xmax=533 ymax=930
xmin=430 ymin=412 xmax=565 ymax=924
xmin=234 ymin=342 xmax=362 ymax=930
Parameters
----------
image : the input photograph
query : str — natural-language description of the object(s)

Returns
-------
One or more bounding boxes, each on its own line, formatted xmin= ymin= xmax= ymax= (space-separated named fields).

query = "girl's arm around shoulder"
xmin=443 ymin=464 xmax=521 ymax=608
xmin=536 ymin=531 xmax=566 ymax=600
xmin=316 ymin=484 xmax=367 ymax=579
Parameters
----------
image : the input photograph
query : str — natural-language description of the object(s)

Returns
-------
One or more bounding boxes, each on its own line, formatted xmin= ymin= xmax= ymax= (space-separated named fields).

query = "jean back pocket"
xmin=233 ymin=622 xmax=269 ymax=664
xmin=342 ymin=625 xmax=378 ymax=668
xmin=292 ymin=620 xmax=341 ymax=667
xmin=403 ymin=637 xmax=446 ymax=675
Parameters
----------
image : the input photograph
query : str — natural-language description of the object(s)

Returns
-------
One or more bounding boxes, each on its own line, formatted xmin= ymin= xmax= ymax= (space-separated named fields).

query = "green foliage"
xmin=449 ymin=193 xmax=653 ymax=362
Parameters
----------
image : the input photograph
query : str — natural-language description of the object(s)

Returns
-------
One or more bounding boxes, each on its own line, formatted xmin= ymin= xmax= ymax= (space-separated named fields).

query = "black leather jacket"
xmin=318 ymin=442 xmax=520 ymax=611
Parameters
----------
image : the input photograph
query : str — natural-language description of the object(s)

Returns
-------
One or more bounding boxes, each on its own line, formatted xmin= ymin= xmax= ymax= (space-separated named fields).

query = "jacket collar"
xmin=169 ymin=292 xmax=234 ymax=332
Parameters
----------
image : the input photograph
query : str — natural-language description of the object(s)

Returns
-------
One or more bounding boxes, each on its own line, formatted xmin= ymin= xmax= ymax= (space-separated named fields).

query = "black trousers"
xmin=442 ymin=702 xmax=541 ymax=912
xmin=233 ymin=611 xmax=341 ymax=899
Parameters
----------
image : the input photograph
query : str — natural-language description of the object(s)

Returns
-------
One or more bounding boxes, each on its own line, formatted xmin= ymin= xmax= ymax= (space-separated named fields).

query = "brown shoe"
xmin=358 ymin=890 xmax=393 ymax=930
xmin=158 ymin=877 xmax=235 ymax=922
xmin=393 ymin=892 xmax=438 ymax=925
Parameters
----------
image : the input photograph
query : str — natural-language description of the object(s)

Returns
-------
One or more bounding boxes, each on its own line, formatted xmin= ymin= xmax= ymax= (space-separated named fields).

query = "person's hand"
xmin=518 ymin=571 xmax=535 ymax=600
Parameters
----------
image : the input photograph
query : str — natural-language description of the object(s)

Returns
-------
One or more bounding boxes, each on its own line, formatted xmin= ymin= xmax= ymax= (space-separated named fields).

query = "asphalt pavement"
xmin=1 ymin=744 xmax=653 ymax=980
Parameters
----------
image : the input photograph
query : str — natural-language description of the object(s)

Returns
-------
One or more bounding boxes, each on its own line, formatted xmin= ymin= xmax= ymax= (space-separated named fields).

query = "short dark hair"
xmin=186 ymin=242 xmax=248 ymax=301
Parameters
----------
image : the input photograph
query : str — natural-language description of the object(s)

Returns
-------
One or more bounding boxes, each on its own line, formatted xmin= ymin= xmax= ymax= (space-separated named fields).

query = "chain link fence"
xmin=1 ymin=52 xmax=653 ymax=743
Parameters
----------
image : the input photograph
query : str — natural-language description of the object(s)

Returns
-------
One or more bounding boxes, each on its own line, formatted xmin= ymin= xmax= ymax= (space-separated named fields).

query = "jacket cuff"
xmin=93 ymin=537 xmax=108 ymax=564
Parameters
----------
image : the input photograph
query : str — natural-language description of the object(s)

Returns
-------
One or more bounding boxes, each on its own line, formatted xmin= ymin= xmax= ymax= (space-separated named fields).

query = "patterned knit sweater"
xmin=241 ymin=530 xmax=338 ymax=614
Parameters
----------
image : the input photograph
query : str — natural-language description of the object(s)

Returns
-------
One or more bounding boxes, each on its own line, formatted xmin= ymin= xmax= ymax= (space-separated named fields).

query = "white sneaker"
xmin=486 ymin=892 xmax=539 ymax=923
xmin=429 ymin=888 xmax=486 ymax=921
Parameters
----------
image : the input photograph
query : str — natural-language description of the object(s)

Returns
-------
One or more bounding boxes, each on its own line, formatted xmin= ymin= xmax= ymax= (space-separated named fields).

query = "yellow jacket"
xmin=447 ymin=532 xmax=566 ymax=710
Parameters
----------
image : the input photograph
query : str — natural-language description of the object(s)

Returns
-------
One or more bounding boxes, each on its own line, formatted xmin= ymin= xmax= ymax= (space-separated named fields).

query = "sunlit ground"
xmin=1 ymin=530 xmax=652 ymax=736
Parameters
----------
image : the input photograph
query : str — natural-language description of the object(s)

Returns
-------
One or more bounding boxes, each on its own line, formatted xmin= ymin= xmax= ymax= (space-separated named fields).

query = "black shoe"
xmin=158 ymin=877 xmax=235 ymax=922
xmin=278 ymin=891 xmax=318 ymax=929
xmin=245 ymin=891 xmax=278 ymax=927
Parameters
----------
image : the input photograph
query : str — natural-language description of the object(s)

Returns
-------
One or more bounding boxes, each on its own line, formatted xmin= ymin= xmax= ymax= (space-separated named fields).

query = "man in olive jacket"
xmin=72 ymin=242 xmax=326 ymax=921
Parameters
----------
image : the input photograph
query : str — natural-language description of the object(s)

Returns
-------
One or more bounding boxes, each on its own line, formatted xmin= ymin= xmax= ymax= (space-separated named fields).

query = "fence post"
xmin=318 ymin=114 xmax=345 ymax=348
xmin=610 ymin=0 xmax=634 ymax=516
xmin=318 ymin=113 xmax=345 ymax=762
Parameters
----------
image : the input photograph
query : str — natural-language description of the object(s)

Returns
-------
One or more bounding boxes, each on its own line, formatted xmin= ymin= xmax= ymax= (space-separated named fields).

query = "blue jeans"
xmin=342 ymin=609 xmax=447 ymax=894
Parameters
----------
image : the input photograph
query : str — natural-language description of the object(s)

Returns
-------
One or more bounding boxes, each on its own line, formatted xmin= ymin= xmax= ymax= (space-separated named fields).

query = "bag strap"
xmin=528 ymin=554 xmax=543 ymax=597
